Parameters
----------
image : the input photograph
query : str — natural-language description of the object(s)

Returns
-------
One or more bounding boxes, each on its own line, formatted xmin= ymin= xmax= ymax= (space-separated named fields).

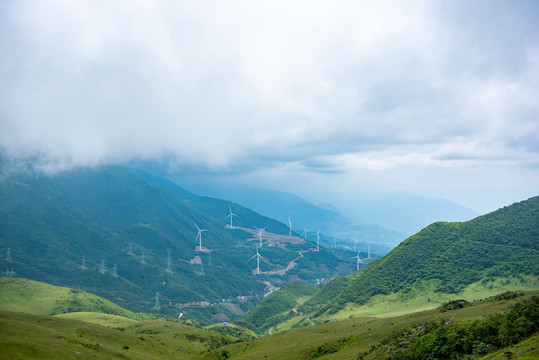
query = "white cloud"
xmin=1 ymin=0 xmax=538 ymax=208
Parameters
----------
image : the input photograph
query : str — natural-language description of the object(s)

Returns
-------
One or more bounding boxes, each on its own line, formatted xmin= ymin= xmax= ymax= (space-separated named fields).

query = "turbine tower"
xmin=367 ymin=241 xmax=371 ymax=259
xmin=333 ymin=235 xmax=337 ymax=248
xmin=225 ymin=206 xmax=238 ymax=228
xmin=314 ymin=229 xmax=321 ymax=251
xmin=167 ymin=248 xmax=172 ymax=272
xmin=301 ymin=227 xmax=309 ymax=239
xmin=288 ymin=216 xmax=292 ymax=237
xmin=250 ymin=246 xmax=264 ymax=275
xmin=353 ymin=251 xmax=365 ymax=271
xmin=195 ymin=222 xmax=208 ymax=251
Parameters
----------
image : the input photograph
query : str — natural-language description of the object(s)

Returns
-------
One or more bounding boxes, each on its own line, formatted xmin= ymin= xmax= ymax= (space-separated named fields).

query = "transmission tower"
xmin=99 ymin=259 xmax=106 ymax=274
xmin=112 ymin=264 xmax=118 ymax=277
xmin=81 ymin=256 xmax=87 ymax=270
xmin=141 ymin=252 xmax=146 ymax=264
xmin=154 ymin=292 xmax=161 ymax=309
xmin=5 ymin=267 xmax=15 ymax=277
xmin=127 ymin=242 xmax=133 ymax=255
xmin=6 ymin=248 xmax=12 ymax=262
xmin=167 ymin=249 xmax=172 ymax=272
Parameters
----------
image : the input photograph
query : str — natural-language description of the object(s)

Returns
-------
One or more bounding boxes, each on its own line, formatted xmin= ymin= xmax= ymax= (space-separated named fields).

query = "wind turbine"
xmin=313 ymin=229 xmax=321 ymax=251
xmin=333 ymin=235 xmax=337 ymax=249
xmin=254 ymin=226 xmax=267 ymax=247
xmin=367 ymin=240 xmax=371 ymax=259
xmin=225 ymin=206 xmax=237 ymax=229
xmin=195 ymin=222 xmax=208 ymax=251
xmin=353 ymin=251 xmax=365 ymax=271
xmin=301 ymin=227 xmax=309 ymax=239
xmin=288 ymin=216 xmax=292 ymax=237
xmin=250 ymin=246 xmax=264 ymax=275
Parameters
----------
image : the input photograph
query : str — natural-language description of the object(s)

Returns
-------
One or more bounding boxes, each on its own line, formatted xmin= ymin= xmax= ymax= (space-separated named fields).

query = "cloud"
xmin=0 ymin=0 xmax=538 ymax=208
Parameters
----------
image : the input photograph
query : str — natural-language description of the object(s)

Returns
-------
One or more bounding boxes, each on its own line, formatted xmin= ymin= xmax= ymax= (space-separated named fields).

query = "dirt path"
xmin=263 ymin=249 xmax=311 ymax=275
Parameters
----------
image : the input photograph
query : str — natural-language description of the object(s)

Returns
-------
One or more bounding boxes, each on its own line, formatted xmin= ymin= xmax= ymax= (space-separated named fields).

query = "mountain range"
xmin=0 ymin=166 xmax=360 ymax=323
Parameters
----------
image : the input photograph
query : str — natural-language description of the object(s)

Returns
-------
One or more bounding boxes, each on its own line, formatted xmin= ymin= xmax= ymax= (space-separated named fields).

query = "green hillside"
xmin=0 ymin=166 xmax=357 ymax=323
xmin=234 ymin=281 xmax=318 ymax=334
xmin=314 ymin=197 xmax=539 ymax=317
xmin=204 ymin=291 xmax=539 ymax=359
xmin=0 ymin=309 xmax=237 ymax=359
xmin=0 ymin=277 xmax=136 ymax=318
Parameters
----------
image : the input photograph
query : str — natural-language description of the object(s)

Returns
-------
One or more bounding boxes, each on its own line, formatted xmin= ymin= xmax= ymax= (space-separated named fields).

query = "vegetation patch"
xmin=378 ymin=296 xmax=539 ymax=359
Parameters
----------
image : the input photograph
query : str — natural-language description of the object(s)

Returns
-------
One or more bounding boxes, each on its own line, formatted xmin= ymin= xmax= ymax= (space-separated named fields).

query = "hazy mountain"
xmin=0 ymin=166 xmax=358 ymax=323
xmin=129 ymin=168 xmax=198 ymax=198
xmin=164 ymin=182 xmax=405 ymax=252
xmin=330 ymin=189 xmax=479 ymax=235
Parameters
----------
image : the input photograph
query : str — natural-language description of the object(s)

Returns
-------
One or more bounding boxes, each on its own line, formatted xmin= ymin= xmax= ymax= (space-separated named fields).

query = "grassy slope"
xmin=53 ymin=312 xmax=138 ymax=328
xmin=234 ymin=281 xmax=318 ymax=334
xmin=307 ymin=197 xmax=539 ymax=319
xmin=0 ymin=277 xmax=138 ymax=318
xmin=0 ymin=310 xmax=237 ymax=360
xmin=204 ymin=291 xmax=539 ymax=360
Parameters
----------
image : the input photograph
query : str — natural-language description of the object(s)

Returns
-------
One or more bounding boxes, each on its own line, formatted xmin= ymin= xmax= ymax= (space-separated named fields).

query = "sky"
xmin=1 ymin=0 xmax=538 ymax=213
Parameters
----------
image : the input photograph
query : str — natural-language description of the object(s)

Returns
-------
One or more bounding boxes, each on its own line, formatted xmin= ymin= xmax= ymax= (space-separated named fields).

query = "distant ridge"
xmin=129 ymin=168 xmax=198 ymax=198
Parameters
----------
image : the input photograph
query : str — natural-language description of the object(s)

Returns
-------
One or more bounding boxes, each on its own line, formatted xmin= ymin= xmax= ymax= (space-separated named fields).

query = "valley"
xmin=1 ymin=167 xmax=538 ymax=359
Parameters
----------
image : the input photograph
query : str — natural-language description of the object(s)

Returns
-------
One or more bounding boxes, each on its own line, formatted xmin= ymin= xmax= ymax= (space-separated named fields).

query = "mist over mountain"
xmin=327 ymin=189 xmax=479 ymax=235
xmin=137 ymin=164 xmax=477 ymax=247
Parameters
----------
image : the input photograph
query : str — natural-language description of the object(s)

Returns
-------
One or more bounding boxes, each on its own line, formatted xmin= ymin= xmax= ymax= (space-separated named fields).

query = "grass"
xmin=0 ymin=277 xmax=143 ymax=319
xmin=0 ymin=310 xmax=237 ymax=359
xmin=480 ymin=333 xmax=539 ymax=360
xmin=53 ymin=312 xmax=138 ymax=328
xmin=0 ymin=277 xmax=71 ymax=316
xmin=247 ymin=275 xmax=539 ymax=334
xmin=323 ymin=275 xmax=539 ymax=321
xmin=203 ymin=290 xmax=539 ymax=359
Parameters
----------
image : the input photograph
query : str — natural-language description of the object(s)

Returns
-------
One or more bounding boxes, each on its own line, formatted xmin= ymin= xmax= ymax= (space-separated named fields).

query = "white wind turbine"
xmin=288 ymin=216 xmax=292 ymax=237
xmin=353 ymin=251 xmax=365 ymax=271
xmin=301 ymin=227 xmax=309 ymax=239
xmin=225 ymin=206 xmax=238 ymax=229
xmin=313 ymin=229 xmax=321 ymax=251
xmin=367 ymin=240 xmax=371 ymax=259
xmin=333 ymin=235 xmax=337 ymax=248
xmin=254 ymin=226 xmax=267 ymax=247
xmin=250 ymin=246 xmax=264 ymax=275
xmin=194 ymin=222 xmax=208 ymax=251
